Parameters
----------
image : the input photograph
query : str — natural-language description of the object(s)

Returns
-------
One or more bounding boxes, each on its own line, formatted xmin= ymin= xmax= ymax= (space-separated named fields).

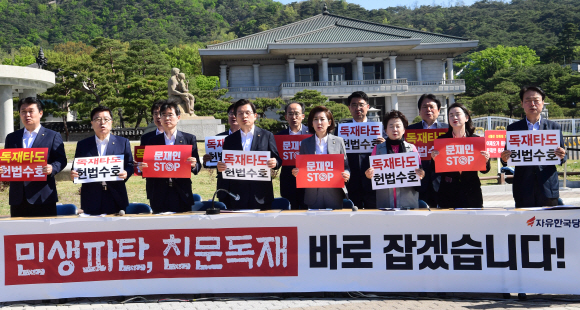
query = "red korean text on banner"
xmin=485 ymin=130 xmax=507 ymax=159
xmin=133 ymin=146 xmax=145 ymax=176
xmin=142 ymin=145 xmax=192 ymax=178
xmin=5 ymin=227 xmax=298 ymax=285
xmin=433 ymin=137 xmax=486 ymax=173
xmin=0 ymin=148 xmax=48 ymax=181
xmin=403 ymin=129 xmax=447 ymax=161
xmin=274 ymin=135 xmax=312 ymax=166
xmin=295 ymin=154 xmax=344 ymax=188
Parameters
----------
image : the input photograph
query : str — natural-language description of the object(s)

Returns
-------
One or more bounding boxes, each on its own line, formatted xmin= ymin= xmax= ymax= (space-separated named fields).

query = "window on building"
xmin=295 ymin=65 xmax=318 ymax=82
xmin=363 ymin=63 xmax=383 ymax=80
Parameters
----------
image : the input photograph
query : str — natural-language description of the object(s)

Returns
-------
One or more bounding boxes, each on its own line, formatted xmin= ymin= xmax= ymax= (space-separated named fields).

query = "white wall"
xmin=395 ymin=60 xmax=417 ymax=81
xmin=398 ymin=96 xmax=419 ymax=122
xmin=229 ymin=66 xmax=253 ymax=87
xmin=259 ymin=65 xmax=286 ymax=86
xmin=422 ymin=60 xmax=444 ymax=81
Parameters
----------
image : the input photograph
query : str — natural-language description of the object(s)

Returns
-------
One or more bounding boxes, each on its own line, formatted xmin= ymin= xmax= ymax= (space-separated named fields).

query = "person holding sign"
xmin=500 ymin=86 xmax=566 ymax=208
xmin=217 ymin=99 xmax=282 ymax=210
xmin=140 ymin=100 xmax=165 ymax=202
xmin=431 ymin=103 xmax=490 ymax=208
xmin=2 ymin=97 xmax=67 ymax=217
xmin=139 ymin=101 xmax=201 ymax=213
xmin=70 ymin=106 xmax=133 ymax=215
xmin=276 ymin=102 xmax=310 ymax=210
xmin=365 ymin=111 xmax=425 ymax=209
xmin=292 ymin=106 xmax=350 ymax=209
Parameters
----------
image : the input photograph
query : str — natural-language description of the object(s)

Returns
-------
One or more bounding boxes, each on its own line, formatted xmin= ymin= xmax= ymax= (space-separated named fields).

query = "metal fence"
xmin=565 ymin=135 xmax=580 ymax=160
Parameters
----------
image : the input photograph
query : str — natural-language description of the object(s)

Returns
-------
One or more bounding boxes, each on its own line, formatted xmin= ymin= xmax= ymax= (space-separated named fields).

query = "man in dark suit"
xmin=275 ymin=102 xmax=309 ymax=209
xmin=2 ymin=97 xmax=67 ymax=217
xmin=202 ymin=103 xmax=239 ymax=203
xmin=70 ymin=106 xmax=133 ymax=215
xmin=501 ymin=86 xmax=566 ymax=208
xmin=139 ymin=100 xmax=201 ymax=213
xmin=336 ymin=91 xmax=384 ymax=209
xmin=217 ymin=99 xmax=282 ymax=210
xmin=407 ymin=94 xmax=449 ymax=208
xmin=140 ymin=100 xmax=164 ymax=201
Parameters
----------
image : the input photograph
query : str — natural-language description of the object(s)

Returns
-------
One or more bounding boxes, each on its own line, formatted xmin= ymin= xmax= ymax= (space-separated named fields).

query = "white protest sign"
xmin=222 ymin=150 xmax=271 ymax=181
xmin=369 ymin=152 xmax=420 ymax=190
xmin=507 ymin=130 xmax=561 ymax=166
xmin=337 ymin=122 xmax=383 ymax=153
xmin=204 ymin=136 xmax=226 ymax=167
xmin=73 ymin=155 xmax=124 ymax=184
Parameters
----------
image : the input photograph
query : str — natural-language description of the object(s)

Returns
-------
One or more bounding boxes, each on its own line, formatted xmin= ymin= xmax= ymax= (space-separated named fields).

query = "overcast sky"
xmin=277 ymin=0 xmax=481 ymax=10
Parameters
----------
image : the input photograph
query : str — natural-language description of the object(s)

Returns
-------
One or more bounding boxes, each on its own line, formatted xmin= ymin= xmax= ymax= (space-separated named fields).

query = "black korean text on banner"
xmin=507 ymin=130 xmax=561 ymax=166
xmin=204 ymin=136 xmax=226 ymax=167
xmin=337 ymin=122 xmax=383 ymax=153
xmin=73 ymin=155 xmax=124 ymax=184
xmin=369 ymin=153 xmax=421 ymax=190
xmin=222 ymin=150 xmax=271 ymax=181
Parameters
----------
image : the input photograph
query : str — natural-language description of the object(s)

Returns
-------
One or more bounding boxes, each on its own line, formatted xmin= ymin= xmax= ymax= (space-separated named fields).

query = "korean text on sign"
xmin=274 ymin=135 xmax=311 ymax=166
xmin=133 ymin=146 xmax=145 ymax=177
xmin=5 ymin=227 xmax=298 ymax=285
xmin=295 ymin=154 xmax=344 ymax=188
xmin=204 ymin=136 xmax=226 ymax=167
xmin=142 ymin=145 xmax=192 ymax=178
xmin=222 ymin=150 xmax=271 ymax=181
xmin=337 ymin=122 xmax=383 ymax=153
xmin=507 ymin=130 xmax=562 ymax=166
xmin=404 ymin=129 xmax=447 ymax=161
xmin=0 ymin=148 xmax=48 ymax=182
xmin=485 ymin=130 xmax=507 ymax=159
xmin=433 ymin=137 xmax=487 ymax=173
xmin=73 ymin=155 xmax=124 ymax=184
xmin=369 ymin=153 xmax=420 ymax=190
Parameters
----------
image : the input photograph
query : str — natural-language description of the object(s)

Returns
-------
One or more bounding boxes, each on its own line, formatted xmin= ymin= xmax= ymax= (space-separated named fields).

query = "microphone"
xmin=208 ymin=189 xmax=239 ymax=214
xmin=116 ymin=210 xmax=125 ymax=216
xmin=227 ymin=190 xmax=240 ymax=201
xmin=352 ymin=205 xmax=358 ymax=212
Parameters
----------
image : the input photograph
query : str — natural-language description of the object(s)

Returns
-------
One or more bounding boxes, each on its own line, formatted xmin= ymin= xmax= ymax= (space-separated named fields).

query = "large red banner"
xmin=142 ymin=145 xmax=192 ymax=178
xmin=433 ymin=137 xmax=486 ymax=173
xmin=274 ymin=135 xmax=311 ymax=166
xmin=485 ymin=130 xmax=506 ymax=159
xmin=133 ymin=146 xmax=145 ymax=176
xmin=5 ymin=227 xmax=298 ymax=285
xmin=295 ymin=154 xmax=344 ymax=188
xmin=403 ymin=129 xmax=447 ymax=161
xmin=0 ymin=148 xmax=48 ymax=181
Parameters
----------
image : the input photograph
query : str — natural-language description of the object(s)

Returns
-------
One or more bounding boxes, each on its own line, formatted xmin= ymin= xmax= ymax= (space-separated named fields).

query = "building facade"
xmin=199 ymin=7 xmax=477 ymax=122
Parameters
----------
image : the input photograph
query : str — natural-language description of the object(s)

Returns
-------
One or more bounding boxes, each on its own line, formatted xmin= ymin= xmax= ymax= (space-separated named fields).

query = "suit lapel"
xmin=14 ymin=129 xmax=25 ymax=148
xmin=540 ymin=118 xmax=548 ymax=130
xmin=89 ymin=137 xmax=99 ymax=157
xmin=30 ymin=126 xmax=46 ymax=149
xmin=327 ymin=135 xmax=339 ymax=154
xmin=306 ymin=135 xmax=316 ymax=154
xmin=175 ymin=131 xmax=185 ymax=145
xmin=250 ymin=127 xmax=260 ymax=151
xmin=105 ymin=135 xmax=116 ymax=156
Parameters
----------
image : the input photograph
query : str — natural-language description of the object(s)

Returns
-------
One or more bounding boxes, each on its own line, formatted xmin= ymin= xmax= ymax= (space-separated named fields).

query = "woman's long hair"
xmin=447 ymin=102 xmax=475 ymax=136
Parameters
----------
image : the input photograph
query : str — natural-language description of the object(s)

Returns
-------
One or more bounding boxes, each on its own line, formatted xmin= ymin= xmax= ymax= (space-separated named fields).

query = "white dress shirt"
xmin=22 ymin=125 xmax=42 ymax=148
xmin=289 ymin=124 xmax=303 ymax=135
xmin=526 ymin=116 xmax=541 ymax=131
xmin=422 ymin=120 xmax=439 ymax=129
xmin=95 ymin=134 xmax=110 ymax=156
xmin=156 ymin=128 xmax=163 ymax=135
xmin=164 ymin=130 xmax=178 ymax=145
xmin=240 ymin=126 xmax=255 ymax=151
xmin=353 ymin=117 xmax=368 ymax=123
xmin=315 ymin=135 xmax=329 ymax=155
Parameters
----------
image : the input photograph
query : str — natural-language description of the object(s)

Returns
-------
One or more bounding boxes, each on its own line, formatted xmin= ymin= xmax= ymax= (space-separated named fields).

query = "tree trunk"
xmin=63 ymin=115 xmax=69 ymax=142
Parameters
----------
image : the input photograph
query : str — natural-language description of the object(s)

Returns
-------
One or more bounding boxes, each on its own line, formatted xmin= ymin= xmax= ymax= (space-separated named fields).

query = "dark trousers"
xmin=346 ymin=179 xmax=376 ymax=209
xmin=11 ymin=195 xmax=57 ymax=217
xmin=83 ymin=187 xmax=120 ymax=215
xmin=516 ymin=179 xmax=559 ymax=208
xmin=149 ymin=181 xmax=191 ymax=213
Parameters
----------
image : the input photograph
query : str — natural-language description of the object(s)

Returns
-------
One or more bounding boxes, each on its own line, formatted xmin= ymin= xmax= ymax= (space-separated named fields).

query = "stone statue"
xmin=168 ymin=68 xmax=196 ymax=116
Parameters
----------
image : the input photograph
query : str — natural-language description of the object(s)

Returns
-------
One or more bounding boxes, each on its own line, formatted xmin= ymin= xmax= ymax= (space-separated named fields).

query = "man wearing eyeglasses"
xmin=2 ymin=97 xmax=67 ymax=217
xmin=70 ymin=106 xmax=133 ymax=215
xmin=275 ymin=102 xmax=309 ymax=209
xmin=501 ymin=86 xmax=566 ymax=207
xmin=140 ymin=100 xmax=165 ymax=202
xmin=139 ymin=100 xmax=201 ymax=213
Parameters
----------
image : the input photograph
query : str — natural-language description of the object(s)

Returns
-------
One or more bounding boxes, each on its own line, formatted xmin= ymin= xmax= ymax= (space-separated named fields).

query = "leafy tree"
xmin=195 ymin=75 xmax=219 ymax=90
xmin=471 ymin=92 xmax=509 ymax=116
xmin=163 ymin=43 xmax=204 ymax=78
xmin=192 ymin=88 xmax=232 ymax=125
xmin=494 ymin=81 xmax=522 ymax=118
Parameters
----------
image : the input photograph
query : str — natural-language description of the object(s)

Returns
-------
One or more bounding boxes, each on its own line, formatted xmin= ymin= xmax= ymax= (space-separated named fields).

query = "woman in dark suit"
xmin=431 ymin=103 xmax=491 ymax=208
xmin=292 ymin=106 xmax=350 ymax=209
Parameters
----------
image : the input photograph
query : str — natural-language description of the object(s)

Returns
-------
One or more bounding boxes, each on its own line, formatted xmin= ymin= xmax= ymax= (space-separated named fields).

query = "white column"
xmin=285 ymin=63 xmax=289 ymax=82
xmin=385 ymin=96 xmax=392 ymax=111
xmin=288 ymin=59 xmax=295 ymax=83
xmin=0 ymin=85 xmax=14 ymax=143
xmin=442 ymin=61 xmax=446 ymax=80
xmin=447 ymin=58 xmax=454 ymax=80
xmin=253 ymin=64 xmax=260 ymax=87
xmin=449 ymin=94 xmax=455 ymax=104
xmin=383 ymin=59 xmax=390 ymax=79
xmin=352 ymin=61 xmax=358 ymax=80
xmin=389 ymin=56 xmax=397 ymax=80
xmin=20 ymin=89 xmax=37 ymax=129
xmin=415 ymin=59 xmax=423 ymax=81
xmin=391 ymin=94 xmax=399 ymax=110
xmin=356 ymin=56 xmax=364 ymax=81
xmin=321 ymin=57 xmax=329 ymax=82
xmin=219 ymin=64 xmax=228 ymax=88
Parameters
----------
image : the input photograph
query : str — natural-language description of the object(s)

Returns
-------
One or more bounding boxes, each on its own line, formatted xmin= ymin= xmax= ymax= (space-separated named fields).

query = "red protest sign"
xmin=142 ymin=145 xmax=192 ymax=178
xmin=0 ymin=148 xmax=48 ymax=181
xmin=295 ymin=154 xmax=344 ymax=188
xmin=485 ymin=130 xmax=506 ymax=159
xmin=133 ymin=146 xmax=145 ymax=176
xmin=4 ymin=226 xmax=298 ymax=285
xmin=433 ymin=137 xmax=486 ymax=173
xmin=403 ymin=129 xmax=447 ymax=161
xmin=274 ymin=135 xmax=311 ymax=166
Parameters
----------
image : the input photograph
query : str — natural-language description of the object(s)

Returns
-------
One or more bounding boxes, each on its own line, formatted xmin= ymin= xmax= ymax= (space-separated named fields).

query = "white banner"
xmin=369 ymin=153 xmax=421 ymax=190
xmin=222 ymin=150 xmax=271 ymax=181
xmin=337 ymin=122 xmax=383 ymax=153
xmin=0 ymin=210 xmax=579 ymax=302
xmin=507 ymin=130 xmax=562 ymax=166
xmin=204 ymin=136 xmax=226 ymax=167
xmin=73 ymin=155 xmax=124 ymax=184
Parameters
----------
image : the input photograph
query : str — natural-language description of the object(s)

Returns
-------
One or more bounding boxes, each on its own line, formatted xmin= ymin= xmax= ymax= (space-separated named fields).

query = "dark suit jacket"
xmin=4 ymin=127 xmax=67 ymax=206
xmin=140 ymin=129 xmax=162 ymax=199
xmin=222 ymin=126 xmax=282 ymax=208
xmin=505 ymin=118 xmax=566 ymax=206
xmin=275 ymin=126 xmax=310 ymax=207
xmin=73 ymin=134 xmax=133 ymax=214
xmin=146 ymin=131 xmax=201 ymax=206
xmin=407 ymin=121 xmax=449 ymax=193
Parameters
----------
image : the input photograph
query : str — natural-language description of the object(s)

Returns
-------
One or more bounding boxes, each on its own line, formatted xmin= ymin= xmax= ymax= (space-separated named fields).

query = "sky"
xmin=277 ymin=0 xmax=481 ymax=10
